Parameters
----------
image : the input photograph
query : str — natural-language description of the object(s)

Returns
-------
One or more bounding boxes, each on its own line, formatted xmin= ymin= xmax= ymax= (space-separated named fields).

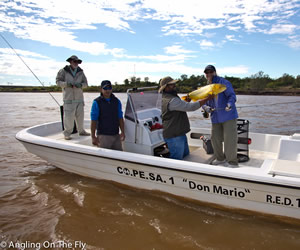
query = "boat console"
xmin=123 ymin=87 xmax=169 ymax=156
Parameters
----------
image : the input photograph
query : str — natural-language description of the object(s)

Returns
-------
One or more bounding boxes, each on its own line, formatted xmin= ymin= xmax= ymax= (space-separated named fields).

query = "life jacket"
xmin=95 ymin=94 xmax=120 ymax=135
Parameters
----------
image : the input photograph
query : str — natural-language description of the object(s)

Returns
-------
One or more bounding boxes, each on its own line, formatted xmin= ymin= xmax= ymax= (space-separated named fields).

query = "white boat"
xmin=16 ymin=88 xmax=300 ymax=221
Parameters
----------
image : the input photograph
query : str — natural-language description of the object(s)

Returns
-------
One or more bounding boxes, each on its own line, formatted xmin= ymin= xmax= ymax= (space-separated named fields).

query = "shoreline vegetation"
xmin=1 ymin=72 xmax=300 ymax=95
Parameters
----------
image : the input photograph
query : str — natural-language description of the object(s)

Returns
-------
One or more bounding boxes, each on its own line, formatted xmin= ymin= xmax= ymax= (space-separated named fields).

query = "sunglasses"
xmin=205 ymin=70 xmax=214 ymax=74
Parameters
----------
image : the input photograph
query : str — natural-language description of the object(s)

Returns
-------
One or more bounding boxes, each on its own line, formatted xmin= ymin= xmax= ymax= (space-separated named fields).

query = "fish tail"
xmin=181 ymin=96 xmax=188 ymax=101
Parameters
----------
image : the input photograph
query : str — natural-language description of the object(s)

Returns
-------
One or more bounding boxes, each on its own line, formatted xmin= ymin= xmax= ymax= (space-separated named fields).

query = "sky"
xmin=0 ymin=0 xmax=299 ymax=86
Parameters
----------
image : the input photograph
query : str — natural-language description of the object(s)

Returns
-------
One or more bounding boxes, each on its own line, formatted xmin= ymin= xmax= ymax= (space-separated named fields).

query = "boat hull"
xmin=21 ymin=139 xmax=300 ymax=220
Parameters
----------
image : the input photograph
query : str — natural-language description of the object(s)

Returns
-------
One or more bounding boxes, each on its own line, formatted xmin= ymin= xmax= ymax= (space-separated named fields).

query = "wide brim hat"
xmin=66 ymin=55 xmax=82 ymax=64
xmin=158 ymin=76 xmax=178 ymax=93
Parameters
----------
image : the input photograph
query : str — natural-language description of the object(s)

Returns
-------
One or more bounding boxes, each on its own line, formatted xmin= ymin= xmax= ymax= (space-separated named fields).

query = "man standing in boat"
xmin=160 ymin=76 xmax=212 ymax=160
xmin=56 ymin=55 xmax=90 ymax=140
xmin=90 ymin=80 xmax=125 ymax=150
xmin=202 ymin=65 xmax=239 ymax=167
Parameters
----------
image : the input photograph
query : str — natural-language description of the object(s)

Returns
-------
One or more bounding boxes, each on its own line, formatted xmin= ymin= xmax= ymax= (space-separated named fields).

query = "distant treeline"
xmin=176 ymin=71 xmax=300 ymax=93
xmin=1 ymin=71 xmax=300 ymax=94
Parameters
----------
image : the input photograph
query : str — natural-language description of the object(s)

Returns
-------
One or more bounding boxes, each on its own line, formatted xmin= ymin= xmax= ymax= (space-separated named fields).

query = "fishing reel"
xmin=202 ymin=110 xmax=209 ymax=119
xmin=201 ymin=107 xmax=216 ymax=118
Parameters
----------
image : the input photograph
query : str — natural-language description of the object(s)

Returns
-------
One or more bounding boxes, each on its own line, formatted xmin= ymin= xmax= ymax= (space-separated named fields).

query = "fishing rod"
xmin=236 ymin=100 xmax=300 ymax=109
xmin=0 ymin=34 xmax=60 ymax=107
xmin=208 ymin=100 xmax=300 ymax=112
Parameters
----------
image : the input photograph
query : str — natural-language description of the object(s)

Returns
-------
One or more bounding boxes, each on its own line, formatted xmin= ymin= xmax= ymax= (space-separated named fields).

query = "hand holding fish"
xmin=184 ymin=94 xmax=191 ymax=102
xmin=199 ymin=94 xmax=214 ymax=106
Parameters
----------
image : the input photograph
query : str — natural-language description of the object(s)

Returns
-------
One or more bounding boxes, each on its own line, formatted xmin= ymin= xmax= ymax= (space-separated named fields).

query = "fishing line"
xmin=208 ymin=100 xmax=300 ymax=111
xmin=0 ymin=34 xmax=61 ymax=107
xmin=236 ymin=100 xmax=300 ymax=109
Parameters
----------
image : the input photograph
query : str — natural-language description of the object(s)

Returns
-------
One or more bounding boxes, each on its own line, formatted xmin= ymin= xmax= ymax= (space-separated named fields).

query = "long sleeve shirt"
xmin=168 ymin=96 xmax=201 ymax=112
xmin=204 ymin=75 xmax=238 ymax=123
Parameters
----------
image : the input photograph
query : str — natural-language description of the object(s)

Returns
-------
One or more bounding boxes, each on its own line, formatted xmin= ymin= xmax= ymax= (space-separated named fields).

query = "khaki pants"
xmin=98 ymin=134 xmax=123 ymax=151
xmin=63 ymin=102 xmax=84 ymax=137
xmin=211 ymin=119 xmax=238 ymax=165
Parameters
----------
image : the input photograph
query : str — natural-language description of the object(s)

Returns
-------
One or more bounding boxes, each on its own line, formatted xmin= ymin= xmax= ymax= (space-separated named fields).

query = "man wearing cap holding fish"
xmin=56 ymin=55 xmax=90 ymax=140
xmin=202 ymin=65 xmax=239 ymax=167
xmin=160 ymin=76 xmax=213 ymax=160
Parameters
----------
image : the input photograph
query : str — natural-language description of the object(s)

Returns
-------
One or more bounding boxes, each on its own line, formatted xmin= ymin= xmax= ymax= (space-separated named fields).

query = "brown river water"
xmin=1 ymin=92 xmax=300 ymax=250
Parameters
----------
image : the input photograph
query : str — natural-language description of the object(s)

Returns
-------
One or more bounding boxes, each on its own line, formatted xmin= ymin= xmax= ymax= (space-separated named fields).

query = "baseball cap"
xmin=101 ymin=80 xmax=112 ymax=89
xmin=204 ymin=65 xmax=216 ymax=73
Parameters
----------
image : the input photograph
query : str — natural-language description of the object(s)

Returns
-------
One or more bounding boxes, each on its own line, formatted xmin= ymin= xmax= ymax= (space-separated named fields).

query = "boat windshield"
xmin=125 ymin=90 xmax=162 ymax=122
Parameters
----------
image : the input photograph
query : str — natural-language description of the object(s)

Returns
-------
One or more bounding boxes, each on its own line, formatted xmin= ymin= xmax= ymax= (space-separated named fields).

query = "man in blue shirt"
xmin=202 ymin=65 xmax=239 ymax=167
xmin=90 ymin=80 xmax=125 ymax=150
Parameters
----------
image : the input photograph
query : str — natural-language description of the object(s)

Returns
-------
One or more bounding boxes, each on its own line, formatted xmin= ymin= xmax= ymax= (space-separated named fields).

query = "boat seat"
xmin=268 ymin=159 xmax=300 ymax=178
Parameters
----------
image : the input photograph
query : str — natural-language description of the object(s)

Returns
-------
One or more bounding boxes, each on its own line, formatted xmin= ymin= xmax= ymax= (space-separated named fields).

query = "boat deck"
xmin=187 ymin=146 xmax=277 ymax=168
xmin=47 ymin=130 xmax=277 ymax=169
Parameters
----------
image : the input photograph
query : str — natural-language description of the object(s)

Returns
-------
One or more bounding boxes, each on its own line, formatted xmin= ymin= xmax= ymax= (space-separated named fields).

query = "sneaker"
xmin=222 ymin=162 xmax=239 ymax=168
xmin=211 ymin=159 xmax=226 ymax=165
xmin=64 ymin=135 xmax=72 ymax=140
xmin=79 ymin=131 xmax=90 ymax=136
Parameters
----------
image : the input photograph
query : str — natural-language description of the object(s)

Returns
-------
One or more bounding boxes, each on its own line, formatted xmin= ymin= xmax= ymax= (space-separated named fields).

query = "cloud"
xmin=164 ymin=45 xmax=194 ymax=55
xmin=267 ymin=23 xmax=297 ymax=35
xmin=0 ymin=48 xmax=60 ymax=78
xmin=225 ymin=35 xmax=239 ymax=42
xmin=119 ymin=54 xmax=194 ymax=63
xmin=0 ymin=0 xmax=299 ymax=84
xmin=0 ymin=0 xmax=129 ymax=56
xmin=117 ymin=45 xmax=196 ymax=63
xmin=287 ymin=35 xmax=300 ymax=49
xmin=1 ymin=0 xmax=299 ymax=55
xmin=198 ymin=40 xmax=215 ymax=50
xmin=143 ymin=0 xmax=300 ymax=36
xmin=0 ymin=48 xmax=50 ymax=59
xmin=227 ymin=26 xmax=242 ymax=31
xmin=217 ymin=65 xmax=249 ymax=75
xmin=0 ymin=48 xmax=249 ymax=86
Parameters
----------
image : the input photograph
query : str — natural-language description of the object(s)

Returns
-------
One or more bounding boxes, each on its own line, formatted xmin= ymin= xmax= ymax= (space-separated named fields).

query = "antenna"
xmin=134 ymin=64 xmax=136 ymax=77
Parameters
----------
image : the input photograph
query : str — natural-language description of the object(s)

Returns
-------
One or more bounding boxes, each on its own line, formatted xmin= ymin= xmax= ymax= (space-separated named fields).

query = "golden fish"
xmin=181 ymin=84 xmax=227 ymax=102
